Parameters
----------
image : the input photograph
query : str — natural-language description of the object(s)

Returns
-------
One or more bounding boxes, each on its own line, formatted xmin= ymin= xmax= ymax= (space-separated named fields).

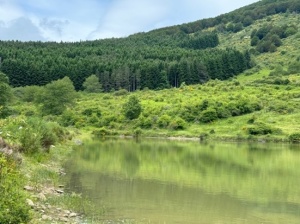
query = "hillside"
xmin=1 ymin=0 xmax=300 ymax=142
xmin=0 ymin=0 xmax=299 ymax=92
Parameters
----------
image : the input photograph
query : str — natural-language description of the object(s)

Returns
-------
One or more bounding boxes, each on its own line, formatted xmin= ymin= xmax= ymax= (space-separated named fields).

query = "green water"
xmin=63 ymin=139 xmax=300 ymax=223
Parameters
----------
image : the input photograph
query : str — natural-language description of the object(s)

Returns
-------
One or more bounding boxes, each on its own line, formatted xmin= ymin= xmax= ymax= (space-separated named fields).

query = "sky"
xmin=0 ymin=0 xmax=258 ymax=42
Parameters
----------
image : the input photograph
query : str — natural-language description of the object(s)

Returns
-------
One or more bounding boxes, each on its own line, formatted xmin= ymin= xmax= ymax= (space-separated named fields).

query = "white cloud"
xmin=0 ymin=0 xmax=23 ymax=22
xmin=0 ymin=17 xmax=45 ymax=41
xmin=89 ymin=0 xmax=173 ymax=39
xmin=0 ymin=0 xmax=259 ymax=42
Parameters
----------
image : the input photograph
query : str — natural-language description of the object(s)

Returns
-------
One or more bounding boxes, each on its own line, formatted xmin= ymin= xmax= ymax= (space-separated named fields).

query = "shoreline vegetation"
xmin=2 ymin=70 xmax=300 ymax=222
xmin=0 ymin=118 xmax=299 ymax=223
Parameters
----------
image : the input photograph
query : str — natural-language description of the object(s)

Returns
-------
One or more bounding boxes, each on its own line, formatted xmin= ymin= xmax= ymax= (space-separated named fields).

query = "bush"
xmin=37 ymin=77 xmax=77 ymax=115
xmin=137 ymin=115 xmax=153 ymax=129
xmin=82 ymin=108 xmax=101 ymax=117
xmin=133 ymin=128 xmax=142 ymax=137
xmin=247 ymin=122 xmax=273 ymax=135
xmin=18 ymin=118 xmax=61 ymax=154
xmin=114 ymin=89 xmax=128 ymax=96
xmin=123 ymin=95 xmax=142 ymax=120
xmin=157 ymin=114 xmax=172 ymax=128
xmin=60 ymin=110 xmax=79 ymax=127
xmin=199 ymin=108 xmax=218 ymax=123
xmin=13 ymin=85 xmax=42 ymax=102
xmin=92 ymin=127 xmax=110 ymax=137
xmin=0 ymin=155 xmax=31 ymax=223
xmin=168 ymin=117 xmax=187 ymax=130
xmin=289 ymin=133 xmax=300 ymax=142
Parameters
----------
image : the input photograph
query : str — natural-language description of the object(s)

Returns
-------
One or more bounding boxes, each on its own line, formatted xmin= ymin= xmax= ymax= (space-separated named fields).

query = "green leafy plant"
xmin=0 ymin=155 xmax=31 ymax=223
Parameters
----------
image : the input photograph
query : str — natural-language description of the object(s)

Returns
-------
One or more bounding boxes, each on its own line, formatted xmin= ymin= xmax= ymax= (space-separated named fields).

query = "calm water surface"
xmin=63 ymin=139 xmax=300 ymax=224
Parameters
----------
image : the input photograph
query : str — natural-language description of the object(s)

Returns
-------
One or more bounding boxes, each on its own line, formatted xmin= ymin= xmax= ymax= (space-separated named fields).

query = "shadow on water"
xmin=63 ymin=138 xmax=300 ymax=223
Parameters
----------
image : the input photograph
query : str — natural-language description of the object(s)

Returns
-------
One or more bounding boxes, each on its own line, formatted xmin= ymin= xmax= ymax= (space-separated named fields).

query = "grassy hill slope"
xmin=2 ymin=0 xmax=300 ymax=142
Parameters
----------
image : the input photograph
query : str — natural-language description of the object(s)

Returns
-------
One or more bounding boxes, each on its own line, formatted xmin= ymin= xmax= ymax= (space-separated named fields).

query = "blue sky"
xmin=0 ymin=0 xmax=258 ymax=42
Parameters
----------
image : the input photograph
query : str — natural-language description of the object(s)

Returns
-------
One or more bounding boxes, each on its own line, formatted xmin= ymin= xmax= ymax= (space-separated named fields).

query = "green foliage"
xmin=158 ymin=114 xmax=172 ymax=128
xmin=92 ymin=127 xmax=111 ymax=137
xmin=60 ymin=110 xmax=79 ymax=127
xmin=289 ymin=133 xmax=300 ymax=142
xmin=200 ymin=108 xmax=218 ymax=123
xmin=18 ymin=118 xmax=60 ymax=154
xmin=133 ymin=128 xmax=142 ymax=137
xmin=288 ymin=61 xmax=300 ymax=74
xmin=251 ymin=24 xmax=297 ymax=53
xmin=168 ymin=117 xmax=187 ymax=130
xmin=114 ymin=89 xmax=129 ymax=96
xmin=181 ymin=32 xmax=219 ymax=49
xmin=247 ymin=122 xmax=274 ymax=135
xmin=123 ymin=95 xmax=142 ymax=120
xmin=13 ymin=85 xmax=42 ymax=102
xmin=37 ymin=77 xmax=77 ymax=115
xmin=83 ymin=74 xmax=102 ymax=93
xmin=0 ymin=72 xmax=12 ymax=107
xmin=0 ymin=155 xmax=31 ymax=223
xmin=137 ymin=115 xmax=153 ymax=129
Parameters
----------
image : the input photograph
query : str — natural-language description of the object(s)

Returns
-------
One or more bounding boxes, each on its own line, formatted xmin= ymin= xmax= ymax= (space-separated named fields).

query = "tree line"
xmin=0 ymin=35 xmax=250 ymax=91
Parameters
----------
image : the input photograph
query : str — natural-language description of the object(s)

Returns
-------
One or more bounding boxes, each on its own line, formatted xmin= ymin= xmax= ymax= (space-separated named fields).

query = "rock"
xmin=60 ymin=217 xmax=69 ymax=222
xmin=26 ymin=199 xmax=35 ymax=208
xmin=55 ymin=189 xmax=64 ymax=194
xmin=24 ymin=185 xmax=34 ymax=191
xmin=74 ymin=139 xmax=83 ymax=145
xmin=69 ymin=212 xmax=77 ymax=217
xmin=59 ymin=170 xmax=66 ymax=176
xmin=42 ymin=215 xmax=52 ymax=221
xmin=38 ymin=193 xmax=47 ymax=201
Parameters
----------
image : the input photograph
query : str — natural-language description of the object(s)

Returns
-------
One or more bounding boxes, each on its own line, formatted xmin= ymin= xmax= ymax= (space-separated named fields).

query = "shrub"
xmin=114 ymin=89 xmax=128 ymax=96
xmin=168 ymin=117 xmax=186 ymax=130
xmin=216 ymin=106 xmax=231 ymax=119
xmin=123 ymin=95 xmax=142 ymax=120
xmin=0 ymin=155 xmax=31 ymax=223
xmin=82 ymin=74 xmax=102 ymax=93
xmin=134 ymin=128 xmax=142 ymax=137
xmin=157 ymin=114 xmax=172 ymax=128
xmin=13 ymin=85 xmax=42 ymax=102
xmin=18 ymin=118 xmax=61 ymax=154
xmin=37 ymin=77 xmax=77 ymax=115
xmin=137 ymin=115 xmax=153 ymax=129
xmin=87 ymin=114 xmax=99 ymax=126
xmin=92 ymin=127 xmax=110 ymax=137
xmin=199 ymin=108 xmax=218 ymax=123
xmin=60 ymin=110 xmax=79 ymax=127
xmin=289 ymin=133 xmax=300 ymax=142
xmin=247 ymin=122 xmax=273 ymax=135
xmin=82 ymin=108 xmax=101 ymax=117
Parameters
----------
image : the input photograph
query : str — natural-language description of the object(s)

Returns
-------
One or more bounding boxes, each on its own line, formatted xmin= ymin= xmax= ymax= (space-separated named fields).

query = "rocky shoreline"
xmin=25 ymin=184 xmax=83 ymax=223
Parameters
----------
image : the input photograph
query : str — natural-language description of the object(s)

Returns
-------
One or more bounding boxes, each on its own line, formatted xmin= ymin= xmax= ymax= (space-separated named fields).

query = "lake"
xmin=63 ymin=138 xmax=300 ymax=224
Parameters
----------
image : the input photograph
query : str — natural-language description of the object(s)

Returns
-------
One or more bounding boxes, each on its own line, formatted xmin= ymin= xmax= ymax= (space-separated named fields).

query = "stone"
xmin=24 ymin=185 xmax=34 ymax=191
xmin=55 ymin=189 xmax=64 ymax=194
xmin=38 ymin=193 xmax=47 ymax=201
xmin=60 ymin=217 xmax=69 ymax=222
xmin=69 ymin=212 xmax=77 ymax=217
xmin=74 ymin=139 xmax=83 ymax=145
xmin=42 ymin=215 xmax=51 ymax=220
xmin=26 ymin=199 xmax=35 ymax=208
